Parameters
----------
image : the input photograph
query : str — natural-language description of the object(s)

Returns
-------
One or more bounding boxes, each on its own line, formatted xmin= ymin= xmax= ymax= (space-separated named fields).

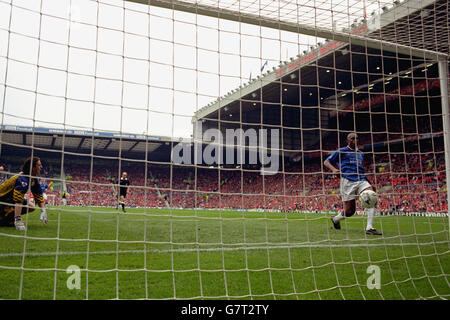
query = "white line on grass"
xmin=0 ymin=241 xmax=448 ymax=258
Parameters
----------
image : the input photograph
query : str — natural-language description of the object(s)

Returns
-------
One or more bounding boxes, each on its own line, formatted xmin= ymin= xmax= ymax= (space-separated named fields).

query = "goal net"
xmin=0 ymin=0 xmax=448 ymax=300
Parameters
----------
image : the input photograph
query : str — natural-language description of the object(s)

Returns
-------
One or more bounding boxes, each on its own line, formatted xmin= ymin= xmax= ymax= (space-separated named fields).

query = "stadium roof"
xmin=0 ymin=125 xmax=189 ymax=159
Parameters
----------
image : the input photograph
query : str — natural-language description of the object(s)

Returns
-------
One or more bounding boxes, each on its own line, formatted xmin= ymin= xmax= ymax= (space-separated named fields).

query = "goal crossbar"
xmin=125 ymin=0 xmax=448 ymax=60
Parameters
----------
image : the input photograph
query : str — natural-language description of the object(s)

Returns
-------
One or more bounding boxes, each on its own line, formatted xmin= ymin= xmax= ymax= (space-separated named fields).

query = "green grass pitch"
xmin=0 ymin=207 xmax=449 ymax=300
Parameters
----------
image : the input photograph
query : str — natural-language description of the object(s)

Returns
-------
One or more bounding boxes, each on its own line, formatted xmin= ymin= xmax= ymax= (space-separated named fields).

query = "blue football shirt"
xmin=40 ymin=182 xmax=49 ymax=193
xmin=326 ymin=146 xmax=367 ymax=182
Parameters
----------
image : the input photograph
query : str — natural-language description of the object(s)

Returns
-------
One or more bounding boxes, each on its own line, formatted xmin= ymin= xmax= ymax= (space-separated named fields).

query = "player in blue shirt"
xmin=40 ymin=179 xmax=53 ymax=205
xmin=40 ymin=180 xmax=49 ymax=194
xmin=0 ymin=157 xmax=48 ymax=231
xmin=324 ymin=133 xmax=382 ymax=235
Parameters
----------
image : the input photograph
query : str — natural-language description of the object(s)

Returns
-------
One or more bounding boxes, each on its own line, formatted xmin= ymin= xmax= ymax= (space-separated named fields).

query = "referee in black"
xmin=118 ymin=172 xmax=130 ymax=213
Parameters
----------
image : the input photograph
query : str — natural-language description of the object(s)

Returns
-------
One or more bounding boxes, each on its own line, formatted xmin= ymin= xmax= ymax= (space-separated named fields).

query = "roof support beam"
xmin=128 ymin=141 xmax=140 ymax=152
xmin=51 ymin=135 xmax=57 ymax=148
xmin=77 ymin=137 xmax=85 ymax=151
xmin=104 ymin=139 xmax=113 ymax=150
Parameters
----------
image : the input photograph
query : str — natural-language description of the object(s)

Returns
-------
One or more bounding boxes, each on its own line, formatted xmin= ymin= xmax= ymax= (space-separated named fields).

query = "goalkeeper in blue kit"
xmin=324 ymin=133 xmax=382 ymax=235
xmin=0 ymin=157 xmax=48 ymax=231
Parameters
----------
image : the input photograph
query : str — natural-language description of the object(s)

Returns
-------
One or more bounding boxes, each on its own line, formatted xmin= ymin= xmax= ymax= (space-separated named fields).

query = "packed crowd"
xmin=1 ymin=134 xmax=446 ymax=214
xmin=36 ymin=145 xmax=446 ymax=214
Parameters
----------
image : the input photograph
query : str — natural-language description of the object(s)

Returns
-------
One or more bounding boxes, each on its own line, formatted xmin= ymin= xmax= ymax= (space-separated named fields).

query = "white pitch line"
xmin=0 ymin=241 xmax=448 ymax=258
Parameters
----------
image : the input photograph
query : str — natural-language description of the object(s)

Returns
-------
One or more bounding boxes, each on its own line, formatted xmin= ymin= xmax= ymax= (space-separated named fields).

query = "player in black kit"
xmin=118 ymin=172 xmax=130 ymax=213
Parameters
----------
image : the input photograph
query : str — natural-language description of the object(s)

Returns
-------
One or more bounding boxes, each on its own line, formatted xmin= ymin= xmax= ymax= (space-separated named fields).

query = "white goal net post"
xmin=46 ymin=194 xmax=56 ymax=206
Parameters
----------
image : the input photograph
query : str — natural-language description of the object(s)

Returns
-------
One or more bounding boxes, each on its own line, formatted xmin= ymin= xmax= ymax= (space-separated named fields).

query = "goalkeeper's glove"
xmin=40 ymin=208 xmax=48 ymax=225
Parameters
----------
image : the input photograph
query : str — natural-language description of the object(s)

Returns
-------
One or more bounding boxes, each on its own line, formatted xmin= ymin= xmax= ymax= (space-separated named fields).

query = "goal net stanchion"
xmin=438 ymin=58 xmax=450 ymax=234
xmin=0 ymin=0 xmax=448 ymax=300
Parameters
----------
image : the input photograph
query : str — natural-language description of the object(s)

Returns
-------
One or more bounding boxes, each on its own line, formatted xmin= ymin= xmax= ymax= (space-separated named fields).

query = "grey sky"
xmin=0 ymin=0 xmax=385 ymax=138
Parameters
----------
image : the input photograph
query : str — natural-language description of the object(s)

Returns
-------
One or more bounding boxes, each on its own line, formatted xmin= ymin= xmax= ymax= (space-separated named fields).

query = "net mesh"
xmin=0 ymin=0 xmax=448 ymax=300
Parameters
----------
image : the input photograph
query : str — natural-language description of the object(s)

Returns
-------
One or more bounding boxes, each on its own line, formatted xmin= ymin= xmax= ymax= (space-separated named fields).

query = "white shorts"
xmin=43 ymin=193 xmax=48 ymax=201
xmin=340 ymin=178 xmax=371 ymax=202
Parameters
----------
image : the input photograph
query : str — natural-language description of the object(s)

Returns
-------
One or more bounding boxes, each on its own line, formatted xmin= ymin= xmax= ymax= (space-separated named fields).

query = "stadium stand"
xmin=2 ymin=136 xmax=445 ymax=214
